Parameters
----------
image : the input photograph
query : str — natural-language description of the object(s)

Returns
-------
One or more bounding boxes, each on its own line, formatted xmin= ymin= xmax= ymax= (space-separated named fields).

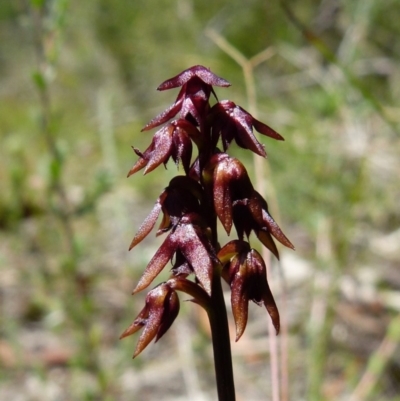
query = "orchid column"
xmin=121 ymin=66 xmax=294 ymax=401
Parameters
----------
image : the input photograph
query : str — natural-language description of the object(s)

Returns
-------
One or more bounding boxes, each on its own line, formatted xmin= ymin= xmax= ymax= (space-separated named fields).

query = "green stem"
xmin=208 ymin=269 xmax=236 ymax=401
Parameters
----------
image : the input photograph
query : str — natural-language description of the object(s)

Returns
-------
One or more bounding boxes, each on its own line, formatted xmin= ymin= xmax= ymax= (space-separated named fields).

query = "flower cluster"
xmin=122 ymin=65 xmax=294 ymax=357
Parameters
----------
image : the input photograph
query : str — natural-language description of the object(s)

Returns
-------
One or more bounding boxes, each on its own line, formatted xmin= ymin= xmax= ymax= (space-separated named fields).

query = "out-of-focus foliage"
xmin=1 ymin=0 xmax=400 ymax=400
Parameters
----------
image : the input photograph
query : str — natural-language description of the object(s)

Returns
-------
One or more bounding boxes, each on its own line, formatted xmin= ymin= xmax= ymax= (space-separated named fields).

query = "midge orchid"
xmin=122 ymin=65 xmax=294 ymax=401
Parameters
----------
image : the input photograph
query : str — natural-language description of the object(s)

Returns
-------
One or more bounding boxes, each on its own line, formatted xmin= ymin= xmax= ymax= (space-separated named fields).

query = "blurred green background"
xmin=1 ymin=0 xmax=400 ymax=400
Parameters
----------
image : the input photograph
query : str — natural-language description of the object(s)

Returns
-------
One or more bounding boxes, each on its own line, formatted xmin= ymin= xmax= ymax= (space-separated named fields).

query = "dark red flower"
xmin=128 ymin=119 xmax=202 ymax=176
xmin=142 ymin=66 xmax=230 ymax=130
xmin=204 ymin=153 xmax=294 ymax=259
xmin=218 ymin=240 xmax=280 ymax=340
xmin=157 ymin=65 xmax=231 ymax=91
xmin=133 ymin=213 xmax=217 ymax=296
xmin=203 ymin=153 xmax=253 ymax=235
xmin=209 ymin=100 xmax=284 ymax=157
xmin=232 ymin=190 xmax=294 ymax=259
xmin=120 ymin=282 xmax=180 ymax=357
xmin=128 ymin=176 xmax=205 ymax=251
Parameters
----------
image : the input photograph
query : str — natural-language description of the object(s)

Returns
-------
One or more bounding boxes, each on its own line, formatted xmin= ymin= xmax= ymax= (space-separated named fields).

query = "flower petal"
xmin=252 ymin=118 xmax=284 ymax=141
xmin=155 ymin=290 xmax=180 ymax=342
xmin=263 ymin=289 xmax=280 ymax=335
xmin=133 ymin=233 xmax=177 ymax=294
xmin=248 ymin=249 xmax=280 ymax=334
xmin=192 ymin=66 xmax=231 ymax=87
xmin=157 ymin=65 xmax=231 ymax=90
xmin=171 ymin=126 xmax=192 ymax=174
xmin=119 ymin=306 xmax=149 ymax=340
xmin=213 ymin=160 xmax=233 ymax=234
xmin=217 ymin=240 xmax=250 ymax=265
xmin=132 ymin=285 xmax=170 ymax=356
xmin=129 ymin=191 xmax=167 ymax=250
xmin=127 ymin=148 xmax=148 ymax=177
xmin=143 ymin=126 xmax=174 ymax=174
xmin=232 ymin=107 xmax=266 ymax=156
xmin=121 ymin=284 xmax=181 ymax=357
xmin=142 ymin=99 xmax=183 ymax=131
xmin=256 ymin=230 xmax=280 ymax=259
xmin=133 ymin=311 xmax=162 ymax=357
xmin=213 ymin=156 xmax=253 ymax=235
xmin=177 ymin=223 xmax=213 ymax=295
xmin=230 ymin=268 xmax=249 ymax=341
xmin=262 ymin=210 xmax=295 ymax=250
